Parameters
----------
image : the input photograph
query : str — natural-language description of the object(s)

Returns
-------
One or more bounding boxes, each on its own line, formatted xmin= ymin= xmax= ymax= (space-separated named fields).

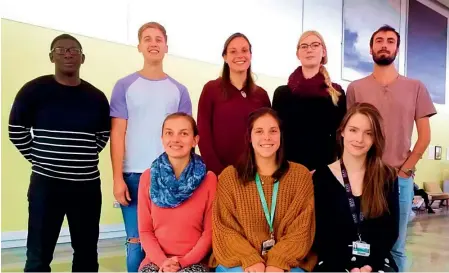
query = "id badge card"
xmin=352 ymin=241 xmax=370 ymax=257
xmin=261 ymin=238 xmax=275 ymax=256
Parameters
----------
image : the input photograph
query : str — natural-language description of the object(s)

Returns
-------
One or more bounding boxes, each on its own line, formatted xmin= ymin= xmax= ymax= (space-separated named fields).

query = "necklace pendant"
xmin=241 ymin=90 xmax=247 ymax=98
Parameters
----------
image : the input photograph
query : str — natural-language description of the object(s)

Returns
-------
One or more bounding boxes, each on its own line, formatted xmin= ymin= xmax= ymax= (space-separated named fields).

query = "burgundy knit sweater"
xmin=197 ymin=78 xmax=271 ymax=176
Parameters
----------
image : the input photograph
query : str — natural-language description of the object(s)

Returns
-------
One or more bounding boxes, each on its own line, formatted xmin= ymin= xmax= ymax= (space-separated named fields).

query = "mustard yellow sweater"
xmin=210 ymin=162 xmax=317 ymax=271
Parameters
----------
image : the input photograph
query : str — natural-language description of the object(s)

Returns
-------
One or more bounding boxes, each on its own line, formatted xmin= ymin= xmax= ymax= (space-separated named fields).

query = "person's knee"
xmin=126 ymin=237 xmax=143 ymax=255
xmin=128 ymin=237 xmax=140 ymax=244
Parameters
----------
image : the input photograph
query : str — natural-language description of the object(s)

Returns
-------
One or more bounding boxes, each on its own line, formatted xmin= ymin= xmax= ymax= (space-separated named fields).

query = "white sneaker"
xmin=416 ymin=199 xmax=424 ymax=209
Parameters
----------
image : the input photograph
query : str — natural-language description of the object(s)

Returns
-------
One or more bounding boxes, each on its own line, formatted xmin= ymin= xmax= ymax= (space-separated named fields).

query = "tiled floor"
xmin=2 ymin=210 xmax=449 ymax=272
xmin=405 ymin=209 xmax=449 ymax=272
xmin=1 ymin=237 xmax=126 ymax=272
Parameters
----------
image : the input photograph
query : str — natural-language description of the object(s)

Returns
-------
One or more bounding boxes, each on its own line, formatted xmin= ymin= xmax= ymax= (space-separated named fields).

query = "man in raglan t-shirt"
xmin=346 ymin=25 xmax=436 ymax=272
xmin=109 ymin=22 xmax=192 ymax=272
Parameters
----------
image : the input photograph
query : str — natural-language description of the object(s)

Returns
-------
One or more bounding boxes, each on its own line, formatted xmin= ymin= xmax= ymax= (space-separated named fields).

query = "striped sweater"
xmin=9 ymin=75 xmax=110 ymax=181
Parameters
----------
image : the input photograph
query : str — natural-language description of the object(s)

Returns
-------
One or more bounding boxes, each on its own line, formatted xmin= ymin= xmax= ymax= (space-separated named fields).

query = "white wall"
xmin=2 ymin=0 xmax=448 ymax=103
xmin=127 ymin=0 xmax=304 ymax=78
xmin=2 ymin=0 xmax=129 ymax=44
xmin=302 ymin=0 xmax=344 ymax=85
xmin=0 ymin=0 xmax=410 ymax=83
xmin=2 ymin=0 xmax=303 ymax=79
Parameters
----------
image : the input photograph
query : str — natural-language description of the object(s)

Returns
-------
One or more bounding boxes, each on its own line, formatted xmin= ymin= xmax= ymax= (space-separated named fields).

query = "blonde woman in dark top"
xmin=273 ymin=30 xmax=346 ymax=172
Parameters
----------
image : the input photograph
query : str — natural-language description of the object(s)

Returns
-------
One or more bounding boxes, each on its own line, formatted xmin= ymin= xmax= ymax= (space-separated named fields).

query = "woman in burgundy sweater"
xmin=272 ymin=30 xmax=346 ymax=172
xmin=197 ymin=33 xmax=271 ymax=176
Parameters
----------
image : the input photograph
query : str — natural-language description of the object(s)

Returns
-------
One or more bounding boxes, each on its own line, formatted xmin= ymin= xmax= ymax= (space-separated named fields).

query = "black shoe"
xmin=428 ymin=208 xmax=435 ymax=214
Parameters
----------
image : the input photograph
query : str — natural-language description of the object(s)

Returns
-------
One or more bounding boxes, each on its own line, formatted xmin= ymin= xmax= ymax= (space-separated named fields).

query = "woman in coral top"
xmin=137 ymin=113 xmax=217 ymax=273
xmin=210 ymin=107 xmax=316 ymax=273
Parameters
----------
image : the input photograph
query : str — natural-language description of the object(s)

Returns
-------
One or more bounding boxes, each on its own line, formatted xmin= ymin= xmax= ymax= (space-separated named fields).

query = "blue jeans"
xmin=216 ymin=265 xmax=305 ymax=272
xmin=121 ymin=173 xmax=145 ymax=272
xmin=391 ymin=176 xmax=414 ymax=272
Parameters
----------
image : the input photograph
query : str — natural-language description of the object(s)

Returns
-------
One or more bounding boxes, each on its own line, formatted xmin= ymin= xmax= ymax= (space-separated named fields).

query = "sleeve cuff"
xmin=241 ymin=254 xmax=265 ymax=270
xmin=266 ymin=254 xmax=290 ymax=271
xmin=178 ymin=257 xmax=189 ymax=269
xmin=110 ymin=112 xmax=128 ymax=119
xmin=153 ymin=254 xmax=168 ymax=268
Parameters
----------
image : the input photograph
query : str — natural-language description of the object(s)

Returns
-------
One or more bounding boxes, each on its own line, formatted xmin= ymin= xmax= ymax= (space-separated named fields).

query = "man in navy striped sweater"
xmin=8 ymin=34 xmax=110 ymax=272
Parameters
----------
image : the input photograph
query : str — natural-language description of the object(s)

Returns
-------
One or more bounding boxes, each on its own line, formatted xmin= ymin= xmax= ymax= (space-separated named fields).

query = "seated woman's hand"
xmin=360 ymin=265 xmax=372 ymax=272
xmin=168 ymin=256 xmax=179 ymax=265
xmin=245 ymin=262 xmax=266 ymax=273
xmin=265 ymin=265 xmax=284 ymax=272
xmin=159 ymin=258 xmax=180 ymax=272
xmin=350 ymin=265 xmax=372 ymax=272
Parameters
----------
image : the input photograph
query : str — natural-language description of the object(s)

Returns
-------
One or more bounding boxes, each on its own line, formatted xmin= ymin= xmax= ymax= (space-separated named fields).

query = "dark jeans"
xmin=24 ymin=172 xmax=102 ymax=272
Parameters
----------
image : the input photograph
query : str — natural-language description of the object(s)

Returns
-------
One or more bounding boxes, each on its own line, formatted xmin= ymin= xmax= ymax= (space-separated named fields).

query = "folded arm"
xmin=346 ymin=83 xmax=356 ymax=110
xmin=400 ymin=117 xmax=430 ymax=175
xmin=96 ymin=93 xmax=111 ymax=153
xmin=197 ymin=84 xmax=225 ymax=174
xmin=366 ymin=178 xmax=399 ymax=270
xmin=9 ymin=82 xmax=36 ymax=162
xmin=138 ymin=170 xmax=168 ymax=267
xmin=212 ymin=179 xmax=264 ymax=269
xmin=179 ymin=173 xmax=217 ymax=267
xmin=400 ymin=81 xmax=436 ymax=174
xmin=266 ymin=197 xmax=315 ymax=271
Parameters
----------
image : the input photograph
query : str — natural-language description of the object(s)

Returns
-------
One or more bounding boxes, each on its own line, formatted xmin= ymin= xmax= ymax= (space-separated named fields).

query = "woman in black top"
xmin=272 ymin=30 xmax=346 ymax=171
xmin=312 ymin=103 xmax=399 ymax=272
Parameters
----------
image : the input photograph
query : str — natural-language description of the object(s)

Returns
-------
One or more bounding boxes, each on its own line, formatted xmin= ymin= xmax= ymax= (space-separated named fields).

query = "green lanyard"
xmin=255 ymin=173 xmax=279 ymax=235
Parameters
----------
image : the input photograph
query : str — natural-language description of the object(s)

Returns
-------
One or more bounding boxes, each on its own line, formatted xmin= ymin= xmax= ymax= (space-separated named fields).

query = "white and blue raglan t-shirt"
xmin=109 ymin=72 xmax=192 ymax=173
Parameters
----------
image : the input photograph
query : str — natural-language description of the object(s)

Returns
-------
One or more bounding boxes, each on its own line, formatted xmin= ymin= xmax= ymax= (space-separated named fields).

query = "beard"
xmin=372 ymin=50 xmax=397 ymax=66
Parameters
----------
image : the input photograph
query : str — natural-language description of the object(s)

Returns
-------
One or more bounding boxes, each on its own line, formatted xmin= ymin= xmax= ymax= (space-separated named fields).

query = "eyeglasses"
xmin=51 ymin=47 xmax=83 ymax=55
xmin=298 ymin=42 xmax=321 ymax=51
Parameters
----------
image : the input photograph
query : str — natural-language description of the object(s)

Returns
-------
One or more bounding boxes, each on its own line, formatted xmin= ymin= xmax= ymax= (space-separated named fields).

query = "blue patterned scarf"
xmin=150 ymin=152 xmax=207 ymax=208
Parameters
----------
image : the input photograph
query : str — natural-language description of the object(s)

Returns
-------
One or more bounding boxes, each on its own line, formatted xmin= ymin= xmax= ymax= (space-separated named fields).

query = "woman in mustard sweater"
xmin=210 ymin=107 xmax=316 ymax=272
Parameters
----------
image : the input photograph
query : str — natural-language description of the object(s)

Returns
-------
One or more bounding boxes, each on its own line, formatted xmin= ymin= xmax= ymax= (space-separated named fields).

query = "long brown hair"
xmin=221 ymin=33 xmax=256 ymax=97
xmin=236 ymin=107 xmax=289 ymax=183
xmin=336 ymin=103 xmax=397 ymax=219
xmin=297 ymin=30 xmax=341 ymax=106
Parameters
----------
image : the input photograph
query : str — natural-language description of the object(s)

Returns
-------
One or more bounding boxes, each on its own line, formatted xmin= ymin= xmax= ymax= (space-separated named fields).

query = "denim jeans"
xmin=25 ymin=172 xmax=101 ymax=272
xmin=391 ymin=176 xmax=414 ymax=272
xmin=215 ymin=265 xmax=305 ymax=272
xmin=121 ymin=173 xmax=145 ymax=272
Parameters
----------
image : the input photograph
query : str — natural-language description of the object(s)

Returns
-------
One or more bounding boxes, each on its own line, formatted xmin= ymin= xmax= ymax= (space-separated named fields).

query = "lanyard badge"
xmin=255 ymin=174 xmax=279 ymax=256
xmin=352 ymin=241 xmax=370 ymax=257
xmin=340 ymin=160 xmax=370 ymax=257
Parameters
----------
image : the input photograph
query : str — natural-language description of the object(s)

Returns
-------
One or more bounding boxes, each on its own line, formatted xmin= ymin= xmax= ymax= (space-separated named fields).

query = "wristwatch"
xmin=400 ymin=167 xmax=416 ymax=176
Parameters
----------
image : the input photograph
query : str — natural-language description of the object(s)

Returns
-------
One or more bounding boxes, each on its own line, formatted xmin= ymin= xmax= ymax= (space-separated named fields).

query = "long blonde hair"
xmin=298 ymin=30 xmax=341 ymax=106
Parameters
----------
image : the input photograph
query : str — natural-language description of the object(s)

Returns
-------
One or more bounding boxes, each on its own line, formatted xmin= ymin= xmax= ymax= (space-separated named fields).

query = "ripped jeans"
xmin=121 ymin=173 xmax=145 ymax=272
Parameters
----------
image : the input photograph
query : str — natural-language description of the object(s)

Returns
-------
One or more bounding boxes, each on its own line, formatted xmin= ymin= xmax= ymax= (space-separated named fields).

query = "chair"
xmin=423 ymin=182 xmax=449 ymax=209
